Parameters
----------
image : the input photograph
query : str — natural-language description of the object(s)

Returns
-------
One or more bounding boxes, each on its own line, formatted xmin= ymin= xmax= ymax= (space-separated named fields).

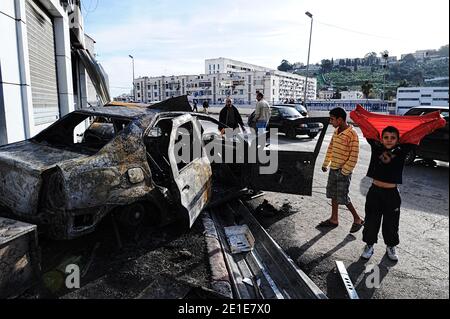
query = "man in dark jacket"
xmin=218 ymin=98 xmax=246 ymax=134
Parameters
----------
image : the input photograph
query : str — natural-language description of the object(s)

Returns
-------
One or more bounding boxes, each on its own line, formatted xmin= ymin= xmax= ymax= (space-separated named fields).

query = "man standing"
xmin=254 ymin=92 xmax=271 ymax=135
xmin=319 ymin=107 xmax=364 ymax=233
xmin=218 ymin=98 xmax=246 ymax=134
xmin=203 ymin=100 xmax=210 ymax=114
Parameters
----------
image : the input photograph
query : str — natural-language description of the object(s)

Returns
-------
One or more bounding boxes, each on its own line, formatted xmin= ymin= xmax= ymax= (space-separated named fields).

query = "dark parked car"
xmin=248 ymin=105 xmax=323 ymax=139
xmin=278 ymin=103 xmax=309 ymax=117
xmin=403 ymin=106 xmax=449 ymax=164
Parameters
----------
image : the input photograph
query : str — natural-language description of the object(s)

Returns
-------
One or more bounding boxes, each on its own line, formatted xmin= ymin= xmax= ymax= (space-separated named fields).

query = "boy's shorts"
xmin=326 ymin=169 xmax=352 ymax=205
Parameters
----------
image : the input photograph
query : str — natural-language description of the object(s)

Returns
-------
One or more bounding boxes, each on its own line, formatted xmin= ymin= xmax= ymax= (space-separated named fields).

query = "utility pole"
xmin=304 ymin=11 xmax=313 ymax=108
xmin=129 ymin=55 xmax=135 ymax=101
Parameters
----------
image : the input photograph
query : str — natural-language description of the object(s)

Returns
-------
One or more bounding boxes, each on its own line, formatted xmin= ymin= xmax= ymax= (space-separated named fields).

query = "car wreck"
xmin=0 ymin=96 xmax=329 ymax=240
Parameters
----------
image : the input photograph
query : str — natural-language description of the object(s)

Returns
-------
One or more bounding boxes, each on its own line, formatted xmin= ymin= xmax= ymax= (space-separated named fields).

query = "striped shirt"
xmin=322 ymin=125 xmax=360 ymax=176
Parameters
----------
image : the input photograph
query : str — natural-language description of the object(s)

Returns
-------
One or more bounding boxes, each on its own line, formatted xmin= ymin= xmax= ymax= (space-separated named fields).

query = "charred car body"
xmin=0 ymin=97 xmax=329 ymax=240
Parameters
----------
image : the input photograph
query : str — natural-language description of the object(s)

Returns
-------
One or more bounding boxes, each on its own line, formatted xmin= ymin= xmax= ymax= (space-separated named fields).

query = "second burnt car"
xmin=0 ymin=96 xmax=329 ymax=240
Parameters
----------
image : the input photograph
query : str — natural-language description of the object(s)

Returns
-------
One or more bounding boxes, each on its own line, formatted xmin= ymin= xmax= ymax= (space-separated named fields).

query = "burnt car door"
xmin=247 ymin=117 xmax=330 ymax=196
xmin=167 ymin=114 xmax=212 ymax=227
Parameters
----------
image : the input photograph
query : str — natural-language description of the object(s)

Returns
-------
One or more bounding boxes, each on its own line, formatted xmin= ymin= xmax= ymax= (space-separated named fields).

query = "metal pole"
xmin=304 ymin=12 xmax=313 ymax=107
xmin=129 ymin=55 xmax=135 ymax=101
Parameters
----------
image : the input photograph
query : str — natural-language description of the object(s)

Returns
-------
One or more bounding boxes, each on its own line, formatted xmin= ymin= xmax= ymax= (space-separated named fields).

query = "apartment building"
xmin=134 ymin=58 xmax=317 ymax=105
xmin=396 ymin=87 xmax=449 ymax=115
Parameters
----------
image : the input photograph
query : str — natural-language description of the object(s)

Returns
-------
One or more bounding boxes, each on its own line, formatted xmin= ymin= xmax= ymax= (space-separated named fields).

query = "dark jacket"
xmin=219 ymin=105 xmax=244 ymax=130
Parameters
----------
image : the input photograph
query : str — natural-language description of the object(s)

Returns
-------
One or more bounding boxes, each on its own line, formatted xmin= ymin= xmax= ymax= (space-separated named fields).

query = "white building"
xmin=135 ymin=58 xmax=317 ymax=106
xmin=401 ymin=50 xmax=435 ymax=62
xmin=341 ymin=91 xmax=364 ymax=100
xmin=0 ymin=0 xmax=107 ymax=146
xmin=396 ymin=87 xmax=449 ymax=115
xmin=205 ymin=57 xmax=271 ymax=75
xmin=318 ymin=89 xmax=335 ymax=99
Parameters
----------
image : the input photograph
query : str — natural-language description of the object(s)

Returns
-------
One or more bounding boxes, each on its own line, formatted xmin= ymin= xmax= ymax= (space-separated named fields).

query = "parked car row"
xmin=403 ymin=106 xmax=449 ymax=164
xmin=248 ymin=105 xmax=324 ymax=139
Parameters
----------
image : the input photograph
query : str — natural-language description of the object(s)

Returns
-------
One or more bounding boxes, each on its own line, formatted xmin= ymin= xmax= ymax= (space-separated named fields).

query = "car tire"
xmin=404 ymin=149 xmax=416 ymax=166
xmin=308 ymin=133 xmax=318 ymax=139
xmin=118 ymin=202 xmax=147 ymax=227
xmin=286 ymin=127 xmax=297 ymax=139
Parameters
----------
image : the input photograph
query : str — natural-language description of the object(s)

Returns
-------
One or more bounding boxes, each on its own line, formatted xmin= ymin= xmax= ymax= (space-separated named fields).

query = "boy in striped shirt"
xmin=318 ymin=107 xmax=365 ymax=233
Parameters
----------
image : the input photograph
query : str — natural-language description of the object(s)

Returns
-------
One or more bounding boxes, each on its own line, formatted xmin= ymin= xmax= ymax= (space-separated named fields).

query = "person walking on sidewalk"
xmin=254 ymin=92 xmax=271 ymax=135
xmin=218 ymin=98 xmax=246 ymax=135
xmin=203 ymin=100 xmax=210 ymax=114
xmin=319 ymin=107 xmax=364 ymax=233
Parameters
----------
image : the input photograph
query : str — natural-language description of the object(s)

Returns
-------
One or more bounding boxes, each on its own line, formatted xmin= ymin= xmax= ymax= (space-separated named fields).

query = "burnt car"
xmin=248 ymin=105 xmax=323 ymax=139
xmin=403 ymin=106 xmax=449 ymax=164
xmin=0 ymin=97 xmax=329 ymax=240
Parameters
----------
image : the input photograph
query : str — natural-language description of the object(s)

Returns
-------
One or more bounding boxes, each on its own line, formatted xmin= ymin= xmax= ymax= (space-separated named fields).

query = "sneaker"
xmin=361 ymin=245 xmax=374 ymax=259
xmin=386 ymin=246 xmax=399 ymax=261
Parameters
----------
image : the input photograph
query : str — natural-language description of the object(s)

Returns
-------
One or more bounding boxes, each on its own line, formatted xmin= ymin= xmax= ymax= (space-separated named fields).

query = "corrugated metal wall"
xmin=26 ymin=0 xmax=59 ymax=125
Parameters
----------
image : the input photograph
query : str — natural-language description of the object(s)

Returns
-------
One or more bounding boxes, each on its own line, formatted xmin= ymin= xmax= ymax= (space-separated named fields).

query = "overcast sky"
xmin=82 ymin=0 xmax=450 ymax=96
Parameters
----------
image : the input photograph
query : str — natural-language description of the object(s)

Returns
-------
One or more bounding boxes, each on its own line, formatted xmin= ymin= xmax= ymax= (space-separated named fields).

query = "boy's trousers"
xmin=363 ymin=184 xmax=401 ymax=247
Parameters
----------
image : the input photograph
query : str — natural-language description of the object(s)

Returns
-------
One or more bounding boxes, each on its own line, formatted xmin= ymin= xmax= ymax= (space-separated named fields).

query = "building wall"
xmin=136 ymin=59 xmax=317 ymax=106
xmin=341 ymin=91 xmax=364 ymax=100
xmin=205 ymin=58 xmax=271 ymax=75
xmin=0 ymin=0 xmax=78 ymax=145
xmin=396 ymin=87 xmax=449 ymax=115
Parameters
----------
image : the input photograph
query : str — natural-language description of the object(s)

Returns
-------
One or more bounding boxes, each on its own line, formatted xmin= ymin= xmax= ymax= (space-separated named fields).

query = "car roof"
xmin=76 ymin=106 xmax=158 ymax=120
xmin=409 ymin=106 xmax=449 ymax=110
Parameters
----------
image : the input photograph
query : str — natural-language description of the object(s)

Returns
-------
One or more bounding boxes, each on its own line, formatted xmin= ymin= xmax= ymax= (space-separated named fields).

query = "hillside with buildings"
xmin=281 ymin=45 xmax=449 ymax=100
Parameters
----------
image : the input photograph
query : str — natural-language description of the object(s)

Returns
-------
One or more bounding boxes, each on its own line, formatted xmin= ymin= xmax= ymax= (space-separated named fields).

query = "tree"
xmin=398 ymin=79 xmax=409 ymax=88
xmin=333 ymin=88 xmax=341 ymax=99
xmin=401 ymin=54 xmax=416 ymax=66
xmin=365 ymin=52 xmax=377 ymax=66
xmin=278 ymin=60 xmax=293 ymax=72
xmin=437 ymin=44 xmax=449 ymax=57
xmin=361 ymin=81 xmax=373 ymax=99
xmin=321 ymin=59 xmax=333 ymax=73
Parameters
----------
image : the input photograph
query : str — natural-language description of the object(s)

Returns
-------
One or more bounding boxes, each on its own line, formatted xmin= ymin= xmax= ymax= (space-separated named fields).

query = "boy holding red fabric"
xmin=350 ymin=106 xmax=446 ymax=261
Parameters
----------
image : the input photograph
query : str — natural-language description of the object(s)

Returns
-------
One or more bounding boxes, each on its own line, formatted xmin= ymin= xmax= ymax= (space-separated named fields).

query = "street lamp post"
xmin=129 ymin=55 xmax=135 ymax=101
xmin=303 ymin=11 xmax=313 ymax=108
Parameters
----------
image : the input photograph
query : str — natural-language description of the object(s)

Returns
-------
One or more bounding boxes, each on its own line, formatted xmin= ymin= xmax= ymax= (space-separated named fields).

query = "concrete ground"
xmin=248 ymin=127 xmax=449 ymax=299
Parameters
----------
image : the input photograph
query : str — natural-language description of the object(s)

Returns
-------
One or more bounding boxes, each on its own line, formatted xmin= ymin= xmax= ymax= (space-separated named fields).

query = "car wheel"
xmin=117 ymin=202 xmax=147 ymax=227
xmin=286 ymin=127 xmax=297 ymax=139
xmin=404 ymin=149 xmax=416 ymax=166
xmin=308 ymin=133 xmax=318 ymax=139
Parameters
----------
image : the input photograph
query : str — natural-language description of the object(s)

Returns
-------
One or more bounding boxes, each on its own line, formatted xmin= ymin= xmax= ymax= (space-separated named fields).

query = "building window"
xmin=398 ymin=89 xmax=420 ymax=93
xmin=398 ymin=98 xmax=420 ymax=101
xmin=433 ymin=98 xmax=449 ymax=101
xmin=434 ymin=89 xmax=449 ymax=93
xmin=166 ymin=92 xmax=169 ymax=97
xmin=421 ymin=94 xmax=432 ymax=97
xmin=154 ymin=92 xmax=158 ymax=97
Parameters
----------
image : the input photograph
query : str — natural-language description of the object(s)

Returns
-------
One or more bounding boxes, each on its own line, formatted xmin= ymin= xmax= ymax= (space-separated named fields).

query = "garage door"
xmin=26 ymin=0 xmax=59 ymax=125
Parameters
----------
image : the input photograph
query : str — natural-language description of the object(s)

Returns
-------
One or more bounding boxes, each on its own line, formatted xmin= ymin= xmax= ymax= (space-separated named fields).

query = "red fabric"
xmin=350 ymin=105 xmax=446 ymax=145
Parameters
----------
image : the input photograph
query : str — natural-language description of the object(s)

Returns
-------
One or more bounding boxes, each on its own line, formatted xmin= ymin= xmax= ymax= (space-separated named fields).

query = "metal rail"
xmin=208 ymin=200 xmax=327 ymax=299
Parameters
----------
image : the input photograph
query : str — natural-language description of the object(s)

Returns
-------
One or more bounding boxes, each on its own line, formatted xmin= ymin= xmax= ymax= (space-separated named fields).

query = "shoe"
xmin=386 ymin=246 xmax=398 ymax=261
xmin=361 ymin=245 xmax=374 ymax=259
xmin=317 ymin=219 xmax=339 ymax=228
xmin=350 ymin=220 xmax=365 ymax=233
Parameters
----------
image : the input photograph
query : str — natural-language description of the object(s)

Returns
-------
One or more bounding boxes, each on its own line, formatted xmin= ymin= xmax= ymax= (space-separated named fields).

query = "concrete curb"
xmin=202 ymin=213 xmax=233 ymax=299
